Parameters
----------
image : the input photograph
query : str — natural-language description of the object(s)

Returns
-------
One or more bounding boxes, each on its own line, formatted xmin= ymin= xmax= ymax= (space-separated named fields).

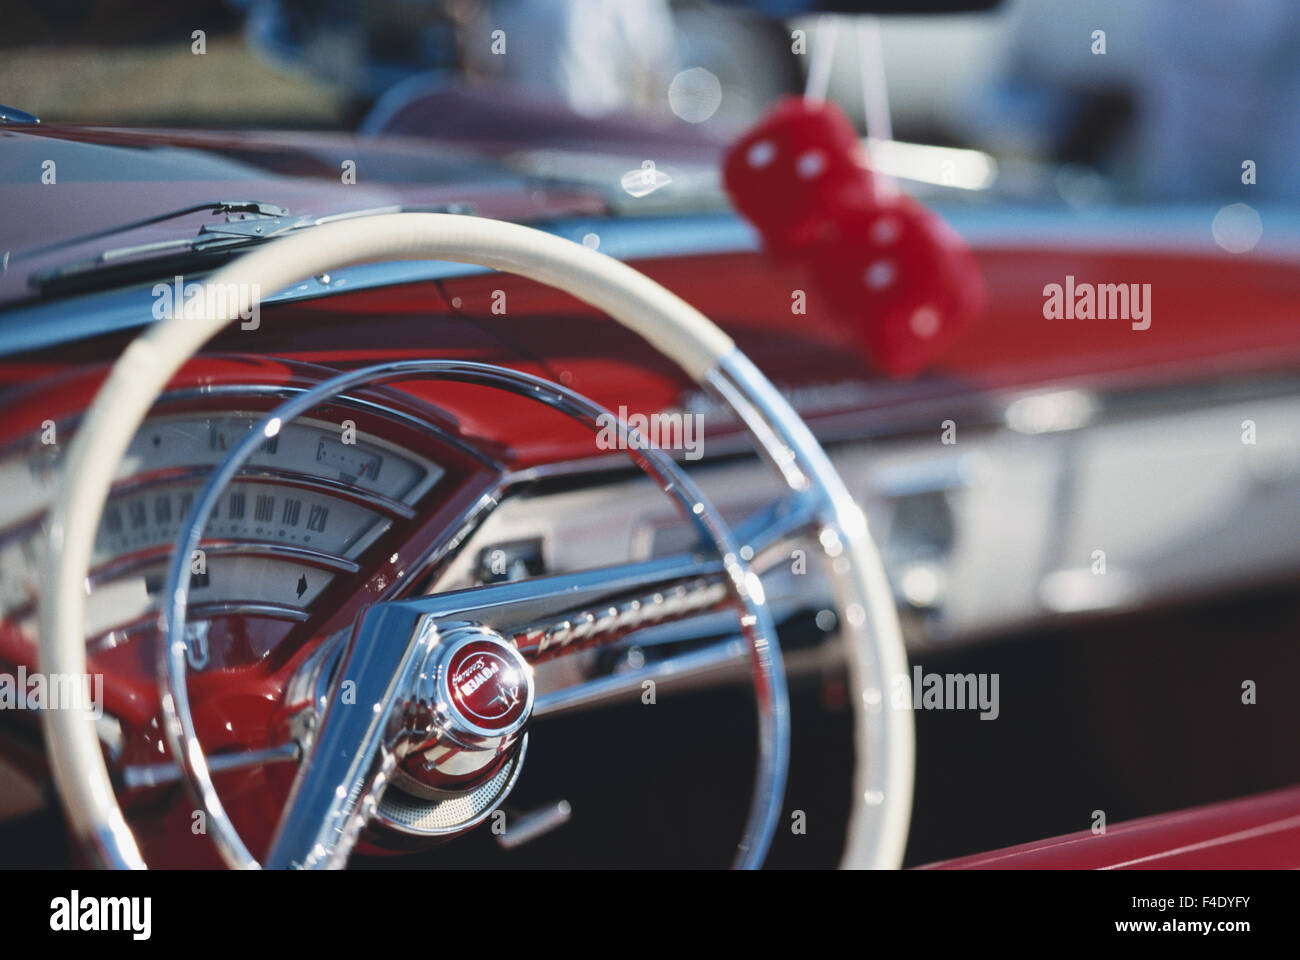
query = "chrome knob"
xmin=397 ymin=624 xmax=533 ymax=798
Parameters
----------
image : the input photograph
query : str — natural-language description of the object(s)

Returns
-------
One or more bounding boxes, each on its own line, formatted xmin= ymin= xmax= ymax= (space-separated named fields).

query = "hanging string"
xmin=856 ymin=16 xmax=899 ymax=200
xmin=804 ymin=17 xmax=838 ymax=105
xmin=856 ymin=17 xmax=892 ymax=143
xmin=804 ymin=15 xmax=898 ymax=200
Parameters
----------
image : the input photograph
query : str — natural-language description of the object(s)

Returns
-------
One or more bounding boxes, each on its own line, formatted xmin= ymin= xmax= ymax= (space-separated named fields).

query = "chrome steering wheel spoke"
xmin=263 ymin=603 xmax=424 ymax=869
xmin=428 ymin=552 xmax=732 ymax=661
xmin=266 ymin=503 xmax=815 ymax=870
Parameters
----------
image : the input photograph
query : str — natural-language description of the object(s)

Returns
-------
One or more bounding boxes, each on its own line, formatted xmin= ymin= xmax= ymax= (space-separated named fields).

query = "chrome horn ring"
xmin=160 ymin=359 xmax=787 ymax=869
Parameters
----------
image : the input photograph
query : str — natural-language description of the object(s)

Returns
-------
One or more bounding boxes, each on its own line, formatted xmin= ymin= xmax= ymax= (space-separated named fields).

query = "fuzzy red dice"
xmin=722 ymin=96 xmax=984 ymax=378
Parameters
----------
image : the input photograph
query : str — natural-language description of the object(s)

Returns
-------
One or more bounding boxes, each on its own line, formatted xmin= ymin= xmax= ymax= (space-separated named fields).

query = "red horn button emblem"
xmin=447 ymin=639 xmax=529 ymax=732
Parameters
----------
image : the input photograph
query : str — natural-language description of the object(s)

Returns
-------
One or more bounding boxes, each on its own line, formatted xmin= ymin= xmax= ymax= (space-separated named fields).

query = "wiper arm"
xmin=12 ymin=200 xmax=291 ymax=262
xmin=21 ymin=202 xmax=474 ymax=299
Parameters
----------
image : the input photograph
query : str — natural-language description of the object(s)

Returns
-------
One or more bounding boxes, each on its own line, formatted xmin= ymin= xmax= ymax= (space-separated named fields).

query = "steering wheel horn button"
xmin=396 ymin=623 xmax=534 ymax=798
xmin=446 ymin=638 xmax=530 ymax=733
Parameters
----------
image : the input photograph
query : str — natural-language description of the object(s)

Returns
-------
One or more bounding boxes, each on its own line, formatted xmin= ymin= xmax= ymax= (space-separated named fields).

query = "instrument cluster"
xmin=0 ymin=399 xmax=446 ymax=671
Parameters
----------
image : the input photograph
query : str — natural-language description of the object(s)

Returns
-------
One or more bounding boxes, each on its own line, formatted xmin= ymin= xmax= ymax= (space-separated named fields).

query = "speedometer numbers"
xmin=0 ymin=412 xmax=443 ymax=650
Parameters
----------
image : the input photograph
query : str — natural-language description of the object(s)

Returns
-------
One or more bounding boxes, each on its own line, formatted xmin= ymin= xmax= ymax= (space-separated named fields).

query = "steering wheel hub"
xmin=397 ymin=624 xmax=533 ymax=797
xmin=440 ymin=629 xmax=532 ymax=735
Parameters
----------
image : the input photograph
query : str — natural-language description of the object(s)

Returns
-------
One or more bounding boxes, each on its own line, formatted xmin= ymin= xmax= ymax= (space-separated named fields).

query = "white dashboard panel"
xmin=1053 ymin=398 xmax=1300 ymax=604
xmin=439 ymin=388 xmax=1300 ymax=652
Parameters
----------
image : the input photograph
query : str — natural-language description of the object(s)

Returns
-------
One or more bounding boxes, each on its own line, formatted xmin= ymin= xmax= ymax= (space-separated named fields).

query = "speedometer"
xmin=0 ymin=410 xmax=444 ymax=641
xmin=95 ymin=479 xmax=380 ymax=560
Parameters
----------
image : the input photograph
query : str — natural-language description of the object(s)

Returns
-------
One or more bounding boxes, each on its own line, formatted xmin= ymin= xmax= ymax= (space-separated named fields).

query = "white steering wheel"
xmin=38 ymin=213 xmax=913 ymax=869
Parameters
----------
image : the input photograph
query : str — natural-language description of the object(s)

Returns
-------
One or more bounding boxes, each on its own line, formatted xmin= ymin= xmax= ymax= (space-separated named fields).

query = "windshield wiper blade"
xmin=12 ymin=200 xmax=291 ymax=263
xmin=22 ymin=202 xmax=475 ymax=299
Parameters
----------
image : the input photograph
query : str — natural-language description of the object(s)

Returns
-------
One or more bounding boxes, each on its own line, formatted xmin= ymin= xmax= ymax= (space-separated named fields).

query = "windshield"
xmin=3 ymin=0 xmax=1293 ymax=210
